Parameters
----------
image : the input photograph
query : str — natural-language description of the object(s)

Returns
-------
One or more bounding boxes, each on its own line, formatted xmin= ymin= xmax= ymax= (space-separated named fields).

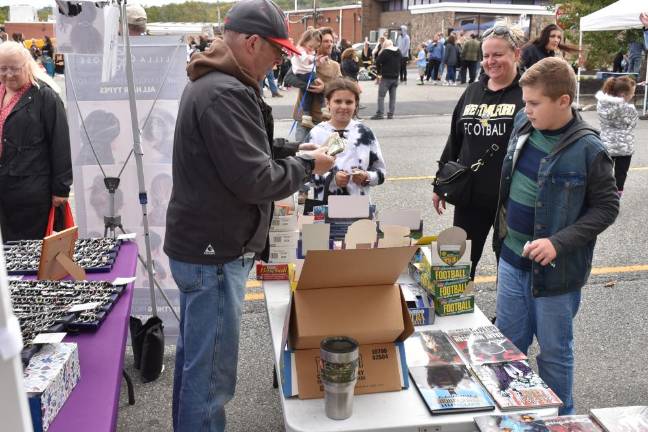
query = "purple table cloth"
xmin=25 ymin=241 xmax=138 ymax=432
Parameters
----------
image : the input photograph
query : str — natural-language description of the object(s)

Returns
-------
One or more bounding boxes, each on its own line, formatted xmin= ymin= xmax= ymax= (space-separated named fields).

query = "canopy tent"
xmin=576 ymin=0 xmax=648 ymax=114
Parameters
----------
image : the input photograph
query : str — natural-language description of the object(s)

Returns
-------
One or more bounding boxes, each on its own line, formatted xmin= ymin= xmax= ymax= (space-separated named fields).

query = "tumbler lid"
xmin=320 ymin=336 xmax=359 ymax=354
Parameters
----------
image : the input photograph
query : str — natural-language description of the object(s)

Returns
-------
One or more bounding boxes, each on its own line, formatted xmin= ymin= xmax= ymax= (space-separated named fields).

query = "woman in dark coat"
xmin=520 ymin=24 xmax=578 ymax=70
xmin=0 ymin=42 xmax=72 ymax=241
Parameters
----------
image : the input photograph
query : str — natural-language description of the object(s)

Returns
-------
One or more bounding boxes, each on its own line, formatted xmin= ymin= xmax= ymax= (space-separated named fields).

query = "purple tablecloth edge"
xmin=24 ymin=241 xmax=138 ymax=432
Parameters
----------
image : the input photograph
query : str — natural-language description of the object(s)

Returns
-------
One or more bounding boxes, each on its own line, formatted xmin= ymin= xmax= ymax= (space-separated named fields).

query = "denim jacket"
xmin=494 ymin=110 xmax=619 ymax=297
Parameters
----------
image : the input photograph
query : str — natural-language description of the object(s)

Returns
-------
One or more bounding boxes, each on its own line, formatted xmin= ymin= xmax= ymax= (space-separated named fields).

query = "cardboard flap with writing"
xmin=297 ymin=246 xmax=418 ymax=290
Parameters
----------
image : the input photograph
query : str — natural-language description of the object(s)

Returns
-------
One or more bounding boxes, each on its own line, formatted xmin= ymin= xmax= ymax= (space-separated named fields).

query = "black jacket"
xmin=376 ymin=48 xmax=401 ymax=79
xmin=520 ymin=44 xmax=555 ymax=70
xmin=164 ymin=39 xmax=312 ymax=265
xmin=434 ymin=72 xmax=524 ymax=205
xmin=0 ymin=81 xmax=72 ymax=197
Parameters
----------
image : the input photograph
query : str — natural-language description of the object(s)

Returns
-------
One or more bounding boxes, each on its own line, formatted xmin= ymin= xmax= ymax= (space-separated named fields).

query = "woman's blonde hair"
xmin=0 ymin=41 xmax=61 ymax=95
xmin=482 ymin=20 xmax=526 ymax=50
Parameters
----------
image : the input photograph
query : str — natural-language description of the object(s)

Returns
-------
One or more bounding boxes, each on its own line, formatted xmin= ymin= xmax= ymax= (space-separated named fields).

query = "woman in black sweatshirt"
xmin=432 ymin=23 xmax=526 ymax=279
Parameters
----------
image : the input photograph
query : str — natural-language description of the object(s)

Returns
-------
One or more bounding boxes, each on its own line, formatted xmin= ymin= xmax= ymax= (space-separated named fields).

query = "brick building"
xmin=361 ymin=0 xmax=556 ymax=50
xmin=286 ymin=4 xmax=363 ymax=44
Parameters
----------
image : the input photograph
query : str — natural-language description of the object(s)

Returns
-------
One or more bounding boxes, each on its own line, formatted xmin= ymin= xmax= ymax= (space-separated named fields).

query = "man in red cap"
xmin=164 ymin=1 xmax=335 ymax=430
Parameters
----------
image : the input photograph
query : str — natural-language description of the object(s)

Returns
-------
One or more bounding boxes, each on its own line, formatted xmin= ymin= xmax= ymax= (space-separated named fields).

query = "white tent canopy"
xmin=577 ymin=0 xmax=647 ymax=113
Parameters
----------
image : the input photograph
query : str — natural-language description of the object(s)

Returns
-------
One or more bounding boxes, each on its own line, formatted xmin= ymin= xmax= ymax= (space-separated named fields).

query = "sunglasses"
xmin=245 ymin=34 xmax=289 ymax=61
xmin=482 ymin=26 xmax=519 ymax=46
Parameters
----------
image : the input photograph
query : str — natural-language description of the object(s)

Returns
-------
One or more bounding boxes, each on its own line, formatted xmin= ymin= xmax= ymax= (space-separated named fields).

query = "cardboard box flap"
xmin=297 ymin=246 xmax=418 ymax=290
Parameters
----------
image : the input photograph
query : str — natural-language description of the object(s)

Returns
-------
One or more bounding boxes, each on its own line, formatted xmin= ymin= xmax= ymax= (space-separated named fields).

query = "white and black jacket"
xmin=305 ymin=120 xmax=387 ymax=201
xmin=595 ymin=90 xmax=638 ymax=157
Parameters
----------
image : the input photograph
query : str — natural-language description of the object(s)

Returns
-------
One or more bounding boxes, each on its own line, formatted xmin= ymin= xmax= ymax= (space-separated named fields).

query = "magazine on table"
xmin=590 ymin=406 xmax=648 ymax=432
xmin=475 ymin=414 xmax=601 ymax=431
xmin=446 ymin=325 xmax=527 ymax=366
xmin=409 ymin=364 xmax=495 ymax=415
xmin=404 ymin=330 xmax=463 ymax=367
xmin=472 ymin=360 xmax=562 ymax=411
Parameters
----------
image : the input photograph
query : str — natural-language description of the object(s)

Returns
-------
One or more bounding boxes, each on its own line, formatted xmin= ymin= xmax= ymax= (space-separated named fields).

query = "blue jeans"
xmin=170 ymin=256 xmax=254 ymax=432
xmin=445 ymin=65 xmax=456 ymax=82
xmin=495 ymin=259 xmax=581 ymax=415
xmin=264 ymin=70 xmax=279 ymax=95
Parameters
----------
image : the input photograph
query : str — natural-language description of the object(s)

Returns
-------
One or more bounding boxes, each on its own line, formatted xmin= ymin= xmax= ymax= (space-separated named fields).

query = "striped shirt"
xmin=501 ymin=129 xmax=562 ymax=269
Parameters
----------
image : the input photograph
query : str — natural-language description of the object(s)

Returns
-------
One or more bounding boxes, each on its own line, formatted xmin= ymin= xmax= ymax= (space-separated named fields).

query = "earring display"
xmin=4 ymin=237 xmax=121 ymax=275
xmin=9 ymin=280 xmax=128 ymax=364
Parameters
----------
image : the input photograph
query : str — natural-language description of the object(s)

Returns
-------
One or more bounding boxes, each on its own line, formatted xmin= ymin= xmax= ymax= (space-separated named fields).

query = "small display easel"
xmin=37 ymin=226 xmax=86 ymax=281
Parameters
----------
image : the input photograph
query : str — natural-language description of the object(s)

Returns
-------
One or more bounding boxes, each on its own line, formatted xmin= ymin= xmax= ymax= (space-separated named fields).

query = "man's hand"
xmin=640 ymin=12 xmax=648 ymax=27
xmin=300 ymin=147 xmax=335 ymax=175
xmin=432 ymin=192 xmax=446 ymax=215
xmin=308 ymin=78 xmax=324 ymax=94
xmin=298 ymin=143 xmax=318 ymax=151
xmin=335 ymin=171 xmax=351 ymax=188
xmin=351 ymin=169 xmax=369 ymax=186
xmin=52 ymin=195 xmax=68 ymax=207
xmin=522 ymin=239 xmax=557 ymax=267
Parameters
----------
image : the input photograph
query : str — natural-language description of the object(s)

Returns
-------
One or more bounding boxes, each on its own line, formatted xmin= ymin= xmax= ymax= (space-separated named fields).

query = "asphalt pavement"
xmin=117 ymin=73 xmax=648 ymax=431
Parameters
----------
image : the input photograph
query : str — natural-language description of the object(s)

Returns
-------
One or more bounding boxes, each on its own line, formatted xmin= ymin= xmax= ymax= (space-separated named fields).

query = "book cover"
xmin=404 ymin=330 xmax=463 ymax=367
xmin=590 ymin=406 xmax=648 ymax=432
xmin=473 ymin=360 xmax=562 ymax=411
xmin=543 ymin=415 xmax=602 ymax=431
xmin=446 ymin=325 xmax=527 ymax=365
xmin=409 ymin=364 xmax=495 ymax=415
xmin=474 ymin=413 xmax=547 ymax=431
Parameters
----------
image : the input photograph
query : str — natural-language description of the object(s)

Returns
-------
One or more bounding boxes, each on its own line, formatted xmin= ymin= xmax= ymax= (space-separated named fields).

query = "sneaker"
xmin=272 ymin=93 xmax=283 ymax=98
xmin=321 ymin=107 xmax=331 ymax=120
xmin=387 ymin=113 xmax=393 ymax=119
xmin=370 ymin=114 xmax=384 ymax=120
xmin=301 ymin=115 xmax=315 ymax=128
xmin=417 ymin=81 xmax=424 ymax=85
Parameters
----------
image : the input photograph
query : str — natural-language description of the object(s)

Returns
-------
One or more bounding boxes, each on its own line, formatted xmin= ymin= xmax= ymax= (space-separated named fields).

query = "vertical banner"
xmin=66 ymin=36 xmax=187 ymax=341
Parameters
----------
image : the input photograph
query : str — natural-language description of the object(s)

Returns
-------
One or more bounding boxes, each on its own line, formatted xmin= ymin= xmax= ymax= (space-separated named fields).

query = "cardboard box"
xmin=270 ymin=214 xmax=298 ymax=232
xmin=401 ymin=283 xmax=435 ymax=326
xmin=434 ymin=294 xmax=475 ymax=316
xmin=256 ymin=263 xmax=291 ymax=281
xmin=269 ymin=231 xmax=299 ymax=248
xmin=23 ymin=343 xmax=80 ymax=432
xmin=268 ymin=246 xmax=297 ymax=264
xmin=430 ymin=279 xmax=471 ymax=299
xmin=281 ymin=245 xmax=418 ymax=399
xmin=281 ymin=342 xmax=409 ymax=399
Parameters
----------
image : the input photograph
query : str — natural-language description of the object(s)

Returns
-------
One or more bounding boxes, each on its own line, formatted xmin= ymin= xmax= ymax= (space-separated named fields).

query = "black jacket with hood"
xmin=164 ymin=39 xmax=313 ymax=264
xmin=434 ymin=72 xmax=524 ymax=205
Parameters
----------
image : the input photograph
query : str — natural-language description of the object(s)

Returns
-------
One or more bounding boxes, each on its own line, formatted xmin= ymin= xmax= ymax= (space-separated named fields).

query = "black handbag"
xmin=130 ymin=316 xmax=165 ymax=383
xmin=433 ymin=143 xmax=500 ymax=207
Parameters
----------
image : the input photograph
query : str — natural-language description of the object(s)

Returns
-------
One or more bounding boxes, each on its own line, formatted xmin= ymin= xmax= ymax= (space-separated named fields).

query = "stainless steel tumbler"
xmin=319 ymin=336 xmax=360 ymax=420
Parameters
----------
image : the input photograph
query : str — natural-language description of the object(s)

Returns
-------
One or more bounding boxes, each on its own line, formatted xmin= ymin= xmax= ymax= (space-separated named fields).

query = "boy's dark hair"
xmin=519 ymin=57 xmax=576 ymax=103
xmin=602 ymin=75 xmax=636 ymax=98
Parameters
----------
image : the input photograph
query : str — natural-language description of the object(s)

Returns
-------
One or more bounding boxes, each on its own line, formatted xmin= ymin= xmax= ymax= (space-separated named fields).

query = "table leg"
xmin=123 ymin=369 xmax=136 ymax=405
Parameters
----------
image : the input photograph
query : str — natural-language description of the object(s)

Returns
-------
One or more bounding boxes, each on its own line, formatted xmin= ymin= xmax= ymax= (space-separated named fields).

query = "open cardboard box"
xmin=280 ymin=245 xmax=418 ymax=399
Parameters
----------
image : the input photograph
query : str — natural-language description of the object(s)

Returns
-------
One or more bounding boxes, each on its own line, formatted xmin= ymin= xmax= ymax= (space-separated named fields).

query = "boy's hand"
xmin=335 ymin=171 xmax=351 ymax=188
xmin=523 ymin=239 xmax=557 ymax=267
xmin=432 ymin=192 xmax=446 ymax=215
xmin=351 ymin=169 xmax=369 ymax=186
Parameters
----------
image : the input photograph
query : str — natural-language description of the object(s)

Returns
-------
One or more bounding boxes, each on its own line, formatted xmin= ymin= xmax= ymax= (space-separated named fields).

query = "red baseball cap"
xmin=224 ymin=0 xmax=300 ymax=55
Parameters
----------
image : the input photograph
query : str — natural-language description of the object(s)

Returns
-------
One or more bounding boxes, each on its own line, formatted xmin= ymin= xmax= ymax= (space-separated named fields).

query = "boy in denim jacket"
xmin=493 ymin=57 xmax=619 ymax=414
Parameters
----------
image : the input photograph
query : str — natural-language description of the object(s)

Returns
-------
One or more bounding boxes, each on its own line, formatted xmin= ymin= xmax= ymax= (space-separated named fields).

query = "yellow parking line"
xmin=386 ymin=166 xmax=646 ymax=182
xmin=245 ymin=264 xmax=648 ymax=301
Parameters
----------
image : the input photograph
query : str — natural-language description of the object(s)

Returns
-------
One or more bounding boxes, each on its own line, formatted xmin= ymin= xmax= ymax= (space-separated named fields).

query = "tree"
xmin=553 ymin=0 xmax=644 ymax=70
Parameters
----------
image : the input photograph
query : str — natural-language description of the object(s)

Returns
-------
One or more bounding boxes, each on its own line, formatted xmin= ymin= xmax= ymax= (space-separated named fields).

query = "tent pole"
xmin=643 ymin=64 xmax=647 ymax=116
xmin=576 ymin=31 xmax=583 ymax=110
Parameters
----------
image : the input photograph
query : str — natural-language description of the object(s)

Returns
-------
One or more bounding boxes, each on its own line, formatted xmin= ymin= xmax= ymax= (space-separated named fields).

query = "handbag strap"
xmin=470 ymin=143 xmax=500 ymax=172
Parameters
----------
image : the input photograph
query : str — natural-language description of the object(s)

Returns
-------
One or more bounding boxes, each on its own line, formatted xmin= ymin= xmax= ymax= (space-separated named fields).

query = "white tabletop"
xmin=263 ymin=278 xmax=558 ymax=432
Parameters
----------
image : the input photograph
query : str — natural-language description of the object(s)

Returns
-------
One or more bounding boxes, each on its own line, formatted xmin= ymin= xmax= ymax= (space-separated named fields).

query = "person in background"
xmin=11 ymin=33 xmax=23 ymax=43
xmin=284 ymin=26 xmax=341 ymax=143
xmin=642 ymin=12 xmax=648 ymax=48
xmin=442 ymin=34 xmax=460 ymax=85
xmin=341 ymin=47 xmax=360 ymax=81
xmin=42 ymin=35 xmax=54 ymax=57
xmin=432 ymin=23 xmax=526 ymax=280
xmin=163 ymin=1 xmax=335 ymax=430
xmin=361 ymin=37 xmax=372 ymax=68
xmin=0 ymin=42 xmax=72 ymax=241
xmin=460 ymin=33 xmax=480 ymax=84
xmin=596 ymin=76 xmax=638 ymax=197
xmin=371 ymin=39 xmax=401 ymax=120
xmin=494 ymin=57 xmax=619 ymax=416
xmin=426 ymin=33 xmax=444 ymax=82
xmin=520 ymin=23 xmax=578 ymax=70
xmin=612 ymin=50 xmax=626 ymax=73
xmin=397 ymin=25 xmax=411 ymax=83
xmin=416 ymin=43 xmax=427 ymax=85
xmin=29 ymin=39 xmax=41 ymax=60
xmin=126 ymin=3 xmax=147 ymax=36
xmin=291 ymin=29 xmax=326 ymax=127
xmin=306 ymin=78 xmax=386 ymax=201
